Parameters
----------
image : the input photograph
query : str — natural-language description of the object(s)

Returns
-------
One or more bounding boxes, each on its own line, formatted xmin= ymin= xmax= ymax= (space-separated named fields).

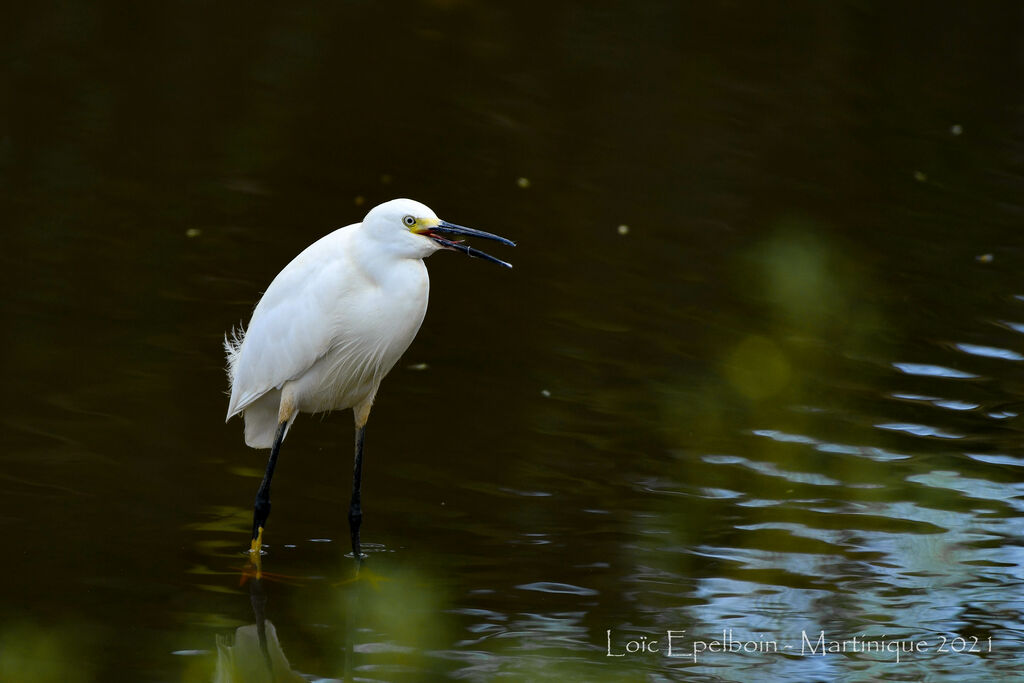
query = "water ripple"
xmin=875 ymin=422 xmax=963 ymax=439
xmin=998 ymin=320 xmax=1024 ymax=334
xmin=954 ymin=343 xmax=1024 ymax=361
xmin=751 ymin=429 xmax=913 ymax=461
xmin=890 ymin=393 xmax=979 ymax=411
xmin=515 ymin=582 xmax=598 ymax=596
xmin=966 ymin=452 xmax=1024 ymax=467
xmin=891 ymin=362 xmax=979 ymax=379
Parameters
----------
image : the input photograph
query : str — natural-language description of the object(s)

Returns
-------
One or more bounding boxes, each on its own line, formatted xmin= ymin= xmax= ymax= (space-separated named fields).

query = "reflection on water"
xmin=214 ymin=621 xmax=304 ymax=683
xmin=3 ymin=1 xmax=1024 ymax=681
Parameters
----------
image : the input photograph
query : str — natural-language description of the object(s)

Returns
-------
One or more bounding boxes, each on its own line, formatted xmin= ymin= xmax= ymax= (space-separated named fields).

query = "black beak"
xmin=425 ymin=220 xmax=516 ymax=268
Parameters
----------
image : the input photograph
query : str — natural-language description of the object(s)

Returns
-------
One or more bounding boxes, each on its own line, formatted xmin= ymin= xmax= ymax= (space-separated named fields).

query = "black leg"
xmin=248 ymin=566 xmax=272 ymax=674
xmin=251 ymin=421 xmax=287 ymax=553
xmin=348 ymin=425 xmax=366 ymax=558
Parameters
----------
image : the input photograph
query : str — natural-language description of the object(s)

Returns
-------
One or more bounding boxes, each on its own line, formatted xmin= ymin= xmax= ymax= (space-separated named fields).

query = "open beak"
xmin=419 ymin=220 xmax=516 ymax=268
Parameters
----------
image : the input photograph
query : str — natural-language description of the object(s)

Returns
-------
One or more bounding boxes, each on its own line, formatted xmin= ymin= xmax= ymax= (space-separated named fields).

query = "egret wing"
xmin=225 ymin=228 xmax=357 ymax=419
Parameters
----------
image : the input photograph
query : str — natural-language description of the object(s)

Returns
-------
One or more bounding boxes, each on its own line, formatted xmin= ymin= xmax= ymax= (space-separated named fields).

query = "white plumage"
xmin=225 ymin=199 xmax=437 ymax=446
xmin=224 ymin=197 xmax=514 ymax=558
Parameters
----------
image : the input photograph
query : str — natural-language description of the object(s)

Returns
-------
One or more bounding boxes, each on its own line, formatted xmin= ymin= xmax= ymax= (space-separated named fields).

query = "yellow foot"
xmin=242 ymin=552 xmax=263 ymax=582
xmin=250 ymin=526 xmax=264 ymax=556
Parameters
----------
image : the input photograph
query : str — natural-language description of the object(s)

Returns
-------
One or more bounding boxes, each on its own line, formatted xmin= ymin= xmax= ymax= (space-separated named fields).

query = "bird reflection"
xmin=215 ymin=553 xmax=364 ymax=683
xmin=213 ymin=620 xmax=304 ymax=683
xmin=213 ymin=560 xmax=307 ymax=683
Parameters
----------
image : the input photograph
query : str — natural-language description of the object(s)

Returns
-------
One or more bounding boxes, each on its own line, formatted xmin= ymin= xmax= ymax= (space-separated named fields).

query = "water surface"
xmin=2 ymin=2 xmax=1023 ymax=681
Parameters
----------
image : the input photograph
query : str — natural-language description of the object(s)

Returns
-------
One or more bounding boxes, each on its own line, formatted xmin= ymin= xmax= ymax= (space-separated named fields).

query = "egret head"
xmin=363 ymin=198 xmax=515 ymax=268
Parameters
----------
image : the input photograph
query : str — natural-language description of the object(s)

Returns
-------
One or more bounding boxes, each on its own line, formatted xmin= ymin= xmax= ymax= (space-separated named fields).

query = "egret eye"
xmin=403 ymin=215 xmax=416 ymax=227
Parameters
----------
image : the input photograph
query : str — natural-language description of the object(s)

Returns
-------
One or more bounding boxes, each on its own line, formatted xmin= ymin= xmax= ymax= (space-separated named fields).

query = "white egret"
xmin=224 ymin=198 xmax=514 ymax=558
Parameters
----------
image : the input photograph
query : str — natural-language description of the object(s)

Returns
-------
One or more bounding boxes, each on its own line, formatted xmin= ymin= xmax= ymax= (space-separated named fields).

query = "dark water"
xmin=3 ymin=2 xmax=1023 ymax=681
